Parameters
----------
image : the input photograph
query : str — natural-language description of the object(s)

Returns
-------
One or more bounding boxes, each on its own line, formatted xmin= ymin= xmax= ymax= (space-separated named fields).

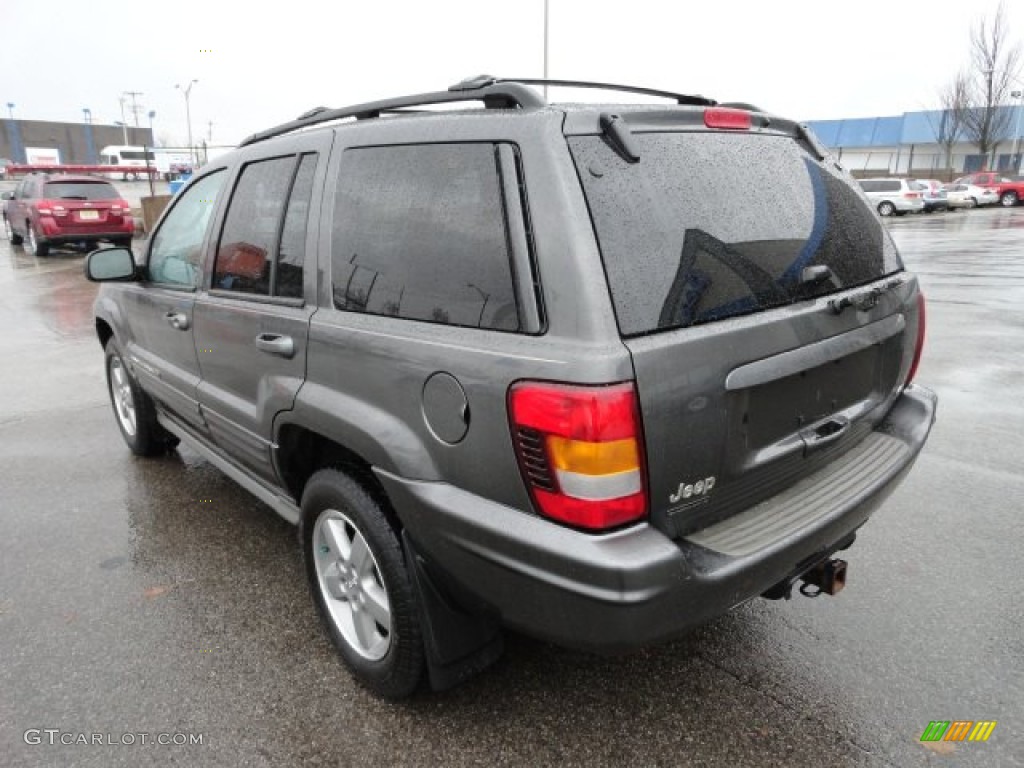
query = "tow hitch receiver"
xmin=798 ymin=558 xmax=848 ymax=597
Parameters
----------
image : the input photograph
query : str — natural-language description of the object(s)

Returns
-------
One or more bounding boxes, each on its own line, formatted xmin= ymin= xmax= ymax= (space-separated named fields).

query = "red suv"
xmin=2 ymin=173 xmax=134 ymax=257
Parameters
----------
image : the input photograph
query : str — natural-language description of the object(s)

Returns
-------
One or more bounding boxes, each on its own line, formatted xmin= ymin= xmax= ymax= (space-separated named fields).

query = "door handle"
xmin=801 ymin=416 xmax=850 ymax=456
xmin=165 ymin=311 xmax=190 ymax=331
xmin=254 ymin=333 xmax=295 ymax=358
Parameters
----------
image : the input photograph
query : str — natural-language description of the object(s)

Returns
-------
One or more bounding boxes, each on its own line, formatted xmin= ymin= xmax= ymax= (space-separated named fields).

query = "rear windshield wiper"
xmin=59 ymin=195 xmax=88 ymax=200
xmin=829 ymin=277 xmax=905 ymax=314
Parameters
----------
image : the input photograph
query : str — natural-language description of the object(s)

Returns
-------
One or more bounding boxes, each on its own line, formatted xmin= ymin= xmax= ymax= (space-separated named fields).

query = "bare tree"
xmin=927 ymin=72 xmax=970 ymax=179
xmin=961 ymin=1 xmax=1021 ymax=166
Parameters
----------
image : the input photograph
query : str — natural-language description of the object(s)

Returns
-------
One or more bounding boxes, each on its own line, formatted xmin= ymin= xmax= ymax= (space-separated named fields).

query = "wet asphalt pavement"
xmin=1 ymin=199 xmax=1022 ymax=767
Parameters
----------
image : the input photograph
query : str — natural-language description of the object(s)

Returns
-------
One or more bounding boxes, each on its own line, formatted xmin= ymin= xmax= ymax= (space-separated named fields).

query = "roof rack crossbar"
xmin=451 ymin=76 xmax=716 ymax=107
xmin=240 ymin=82 xmax=546 ymax=147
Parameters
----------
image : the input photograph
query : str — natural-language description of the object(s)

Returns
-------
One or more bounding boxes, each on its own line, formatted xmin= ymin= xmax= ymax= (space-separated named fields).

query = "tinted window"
xmin=331 ymin=144 xmax=519 ymax=331
xmin=121 ymin=151 xmax=147 ymax=161
xmin=277 ymin=154 xmax=317 ymax=299
xmin=43 ymin=182 xmax=118 ymax=200
xmin=859 ymin=180 xmax=879 ymax=193
xmin=214 ymin=157 xmax=295 ymax=295
xmin=149 ymin=171 xmax=226 ymax=287
xmin=570 ymin=133 xmax=903 ymax=337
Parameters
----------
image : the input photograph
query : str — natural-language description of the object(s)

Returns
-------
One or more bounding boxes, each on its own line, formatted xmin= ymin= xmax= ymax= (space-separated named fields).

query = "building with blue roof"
xmin=805 ymin=106 xmax=1024 ymax=177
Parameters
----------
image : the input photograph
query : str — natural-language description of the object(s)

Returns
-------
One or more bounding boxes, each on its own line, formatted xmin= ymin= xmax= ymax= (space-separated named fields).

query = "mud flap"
xmin=402 ymin=530 xmax=504 ymax=691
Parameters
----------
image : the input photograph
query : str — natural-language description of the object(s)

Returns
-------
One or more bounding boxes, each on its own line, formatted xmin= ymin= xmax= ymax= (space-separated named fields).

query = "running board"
xmin=157 ymin=413 xmax=302 ymax=525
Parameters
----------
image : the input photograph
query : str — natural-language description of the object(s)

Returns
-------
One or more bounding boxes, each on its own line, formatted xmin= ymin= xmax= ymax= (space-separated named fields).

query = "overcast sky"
xmin=2 ymin=0 xmax=1021 ymax=147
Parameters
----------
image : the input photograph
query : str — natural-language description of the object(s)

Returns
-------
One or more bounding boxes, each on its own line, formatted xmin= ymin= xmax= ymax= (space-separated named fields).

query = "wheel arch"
xmin=275 ymin=423 xmax=402 ymax=533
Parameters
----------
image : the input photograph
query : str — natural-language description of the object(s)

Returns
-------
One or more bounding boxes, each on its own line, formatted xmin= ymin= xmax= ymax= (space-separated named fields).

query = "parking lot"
xmin=1 ymin=203 xmax=1022 ymax=767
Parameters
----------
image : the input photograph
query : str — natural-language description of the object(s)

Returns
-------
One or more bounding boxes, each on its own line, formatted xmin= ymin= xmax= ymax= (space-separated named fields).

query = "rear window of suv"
xmin=43 ymin=181 xmax=118 ymax=200
xmin=570 ymin=133 xmax=903 ymax=337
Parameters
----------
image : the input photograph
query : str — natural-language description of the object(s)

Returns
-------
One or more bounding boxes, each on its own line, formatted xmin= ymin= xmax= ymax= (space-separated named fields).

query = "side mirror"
xmin=0 ymin=192 xmax=12 ymax=200
xmin=84 ymin=247 xmax=138 ymax=282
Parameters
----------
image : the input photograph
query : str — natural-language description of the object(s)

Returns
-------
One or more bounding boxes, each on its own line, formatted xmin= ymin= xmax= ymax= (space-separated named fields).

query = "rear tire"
xmin=301 ymin=468 xmax=425 ymax=699
xmin=1000 ymin=191 xmax=1018 ymax=207
xmin=967 ymin=197 xmax=977 ymax=209
xmin=877 ymin=201 xmax=896 ymax=217
xmin=115 ymin=237 xmax=133 ymax=249
xmin=104 ymin=337 xmax=179 ymax=456
xmin=26 ymin=223 xmax=49 ymax=257
xmin=3 ymin=216 xmax=22 ymax=245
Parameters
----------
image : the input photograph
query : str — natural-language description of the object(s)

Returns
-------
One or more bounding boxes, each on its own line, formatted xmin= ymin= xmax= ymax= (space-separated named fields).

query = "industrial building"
xmin=806 ymin=105 xmax=1024 ymax=178
xmin=0 ymin=118 xmax=153 ymax=165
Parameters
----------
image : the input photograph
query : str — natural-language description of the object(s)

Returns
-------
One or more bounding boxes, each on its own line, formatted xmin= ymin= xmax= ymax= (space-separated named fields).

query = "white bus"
xmin=99 ymin=145 xmax=154 ymax=179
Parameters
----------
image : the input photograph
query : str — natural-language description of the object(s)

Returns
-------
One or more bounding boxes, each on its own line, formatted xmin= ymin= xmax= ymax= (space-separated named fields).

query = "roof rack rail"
xmin=240 ymin=81 xmax=546 ymax=147
xmin=450 ymin=75 xmax=716 ymax=107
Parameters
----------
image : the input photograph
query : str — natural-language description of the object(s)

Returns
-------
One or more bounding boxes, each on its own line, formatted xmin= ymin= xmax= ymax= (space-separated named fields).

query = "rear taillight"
xmin=508 ymin=381 xmax=647 ymax=531
xmin=110 ymin=200 xmax=131 ymax=216
xmin=905 ymin=293 xmax=926 ymax=386
xmin=904 ymin=192 xmax=920 ymax=199
xmin=704 ymin=107 xmax=751 ymax=130
xmin=36 ymin=200 xmax=59 ymax=216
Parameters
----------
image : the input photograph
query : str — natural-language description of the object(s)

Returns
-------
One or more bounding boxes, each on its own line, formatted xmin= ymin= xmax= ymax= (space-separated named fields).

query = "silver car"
xmin=943 ymin=183 xmax=999 ymax=209
xmin=858 ymin=178 xmax=926 ymax=216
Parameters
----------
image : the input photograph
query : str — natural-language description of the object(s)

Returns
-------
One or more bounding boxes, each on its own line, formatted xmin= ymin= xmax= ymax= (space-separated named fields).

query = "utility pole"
xmin=124 ymin=90 xmax=144 ymax=128
xmin=207 ymin=120 xmax=213 ymax=142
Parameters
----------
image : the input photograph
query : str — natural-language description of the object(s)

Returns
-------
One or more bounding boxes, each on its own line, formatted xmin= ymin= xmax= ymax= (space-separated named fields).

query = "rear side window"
xmin=570 ymin=133 xmax=903 ymax=337
xmin=43 ymin=182 xmax=118 ymax=200
xmin=330 ymin=143 xmax=519 ymax=331
xmin=214 ymin=153 xmax=317 ymax=297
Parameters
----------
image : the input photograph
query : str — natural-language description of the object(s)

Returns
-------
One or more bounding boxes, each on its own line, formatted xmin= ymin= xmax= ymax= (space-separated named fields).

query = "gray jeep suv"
xmin=87 ymin=77 xmax=937 ymax=699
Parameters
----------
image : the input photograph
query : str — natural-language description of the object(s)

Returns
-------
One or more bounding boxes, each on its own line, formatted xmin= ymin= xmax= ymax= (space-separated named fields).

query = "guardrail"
xmin=3 ymin=164 xmax=161 ymax=176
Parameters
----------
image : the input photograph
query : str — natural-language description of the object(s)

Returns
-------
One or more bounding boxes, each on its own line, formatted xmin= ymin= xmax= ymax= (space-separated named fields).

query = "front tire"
xmin=26 ymin=223 xmax=49 ymax=257
xmin=1000 ymin=191 xmax=1018 ymax=207
xmin=104 ymin=337 xmax=179 ymax=456
xmin=877 ymin=201 xmax=896 ymax=217
xmin=301 ymin=468 xmax=425 ymax=699
xmin=3 ymin=215 xmax=23 ymax=245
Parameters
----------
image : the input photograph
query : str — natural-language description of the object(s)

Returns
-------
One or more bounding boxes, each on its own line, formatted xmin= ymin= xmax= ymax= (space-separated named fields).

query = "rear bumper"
xmin=894 ymin=198 xmax=925 ymax=212
xmin=377 ymin=385 xmax=937 ymax=652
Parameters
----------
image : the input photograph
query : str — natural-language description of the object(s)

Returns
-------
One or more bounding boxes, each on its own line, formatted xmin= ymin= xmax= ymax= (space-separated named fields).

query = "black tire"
xmin=1000 ymin=191 xmax=1018 ymax=207
xmin=877 ymin=201 xmax=896 ymax=217
xmin=3 ymin=216 xmax=22 ymax=245
xmin=300 ymin=468 xmax=425 ymax=699
xmin=26 ymin=223 xmax=49 ymax=257
xmin=967 ymin=198 xmax=978 ymax=209
xmin=114 ymin=237 xmax=133 ymax=249
xmin=104 ymin=337 xmax=179 ymax=456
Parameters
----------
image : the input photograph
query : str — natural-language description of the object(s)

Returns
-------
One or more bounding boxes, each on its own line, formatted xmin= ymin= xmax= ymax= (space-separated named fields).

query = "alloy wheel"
xmin=313 ymin=508 xmax=392 ymax=661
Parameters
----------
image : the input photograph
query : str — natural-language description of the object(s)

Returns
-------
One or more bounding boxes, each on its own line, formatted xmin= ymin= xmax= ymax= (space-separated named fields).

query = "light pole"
xmin=82 ymin=108 xmax=91 ymax=124
xmin=176 ymin=79 xmax=198 ymax=170
xmin=6 ymin=102 xmax=14 ymax=120
xmin=145 ymin=110 xmax=157 ymax=196
xmin=542 ymin=0 xmax=549 ymax=100
xmin=114 ymin=121 xmax=128 ymax=144
xmin=1012 ymin=90 xmax=1023 ymax=175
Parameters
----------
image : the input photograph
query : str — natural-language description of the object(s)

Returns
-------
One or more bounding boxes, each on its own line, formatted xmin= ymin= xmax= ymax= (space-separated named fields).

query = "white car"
xmin=942 ymin=183 xmax=999 ymax=209
xmin=857 ymin=178 xmax=926 ymax=216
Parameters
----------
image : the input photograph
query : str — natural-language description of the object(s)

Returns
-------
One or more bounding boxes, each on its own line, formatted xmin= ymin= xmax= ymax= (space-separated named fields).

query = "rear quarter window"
xmin=570 ymin=132 xmax=903 ymax=337
xmin=329 ymin=143 xmax=520 ymax=331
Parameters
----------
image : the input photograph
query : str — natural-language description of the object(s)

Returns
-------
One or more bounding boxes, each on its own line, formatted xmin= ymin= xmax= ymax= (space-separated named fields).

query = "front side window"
xmin=148 ymin=170 xmax=226 ymax=288
xmin=330 ymin=143 xmax=519 ymax=331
